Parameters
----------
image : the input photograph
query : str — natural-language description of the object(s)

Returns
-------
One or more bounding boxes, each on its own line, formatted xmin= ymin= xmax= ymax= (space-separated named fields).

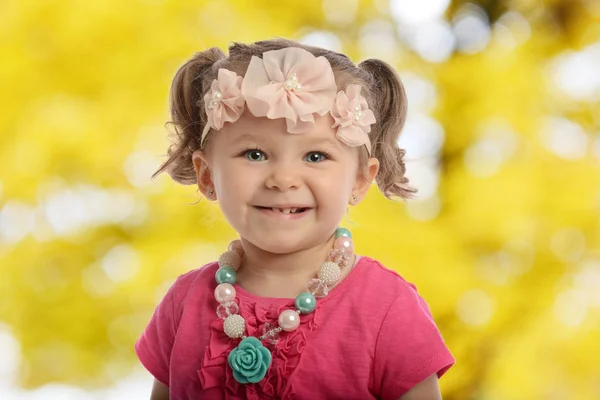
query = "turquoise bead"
xmin=216 ymin=267 xmax=237 ymax=284
xmin=335 ymin=227 xmax=352 ymax=239
xmin=295 ymin=292 xmax=316 ymax=314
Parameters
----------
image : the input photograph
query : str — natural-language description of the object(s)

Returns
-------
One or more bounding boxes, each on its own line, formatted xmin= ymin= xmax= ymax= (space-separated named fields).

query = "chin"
xmin=253 ymin=238 xmax=305 ymax=254
xmin=244 ymin=232 xmax=318 ymax=255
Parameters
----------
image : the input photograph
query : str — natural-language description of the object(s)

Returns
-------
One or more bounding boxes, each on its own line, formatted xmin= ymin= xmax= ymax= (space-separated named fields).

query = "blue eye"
xmin=304 ymin=151 xmax=330 ymax=163
xmin=245 ymin=149 xmax=266 ymax=161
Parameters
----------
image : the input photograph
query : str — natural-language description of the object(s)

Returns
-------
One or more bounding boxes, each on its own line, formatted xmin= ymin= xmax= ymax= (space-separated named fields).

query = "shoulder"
xmin=171 ymin=261 xmax=218 ymax=288
xmin=352 ymin=256 xmax=422 ymax=300
xmin=135 ymin=262 xmax=220 ymax=388
xmin=349 ymin=256 xmax=438 ymax=326
xmin=359 ymin=256 xmax=416 ymax=283
xmin=167 ymin=262 xmax=219 ymax=309
xmin=331 ymin=256 xmax=433 ymax=328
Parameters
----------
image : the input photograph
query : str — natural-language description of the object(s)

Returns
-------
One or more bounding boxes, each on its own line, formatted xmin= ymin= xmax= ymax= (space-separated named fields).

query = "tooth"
xmin=290 ymin=208 xmax=297 ymax=213
xmin=282 ymin=209 xmax=291 ymax=214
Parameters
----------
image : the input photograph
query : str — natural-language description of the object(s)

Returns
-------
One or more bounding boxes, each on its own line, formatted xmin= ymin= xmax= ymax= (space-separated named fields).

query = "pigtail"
xmin=358 ymin=59 xmax=417 ymax=200
xmin=152 ymin=47 xmax=226 ymax=184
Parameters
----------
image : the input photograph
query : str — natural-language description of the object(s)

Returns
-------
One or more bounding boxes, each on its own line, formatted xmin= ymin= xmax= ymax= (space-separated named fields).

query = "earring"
xmin=207 ymin=189 xmax=214 ymax=197
xmin=352 ymin=194 xmax=357 ymax=202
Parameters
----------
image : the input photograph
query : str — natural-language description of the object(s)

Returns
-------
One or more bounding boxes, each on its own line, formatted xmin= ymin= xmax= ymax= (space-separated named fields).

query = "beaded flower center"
xmin=207 ymin=90 xmax=223 ymax=110
xmin=353 ymin=105 xmax=364 ymax=121
xmin=283 ymin=73 xmax=302 ymax=91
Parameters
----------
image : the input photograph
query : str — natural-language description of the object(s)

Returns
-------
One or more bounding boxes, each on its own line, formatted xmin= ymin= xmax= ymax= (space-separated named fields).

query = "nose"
xmin=265 ymin=161 xmax=301 ymax=192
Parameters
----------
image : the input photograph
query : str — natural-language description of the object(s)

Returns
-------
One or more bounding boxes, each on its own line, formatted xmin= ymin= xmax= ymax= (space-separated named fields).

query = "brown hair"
xmin=152 ymin=38 xmax=417 ymax=200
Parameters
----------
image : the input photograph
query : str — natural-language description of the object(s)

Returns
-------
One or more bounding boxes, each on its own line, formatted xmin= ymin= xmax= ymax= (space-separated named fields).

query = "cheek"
xmin=313 ymin=166 xmax=356 ymax=205
xmin=211 ymin=164 xmax=239 ymax=202
xmin=214 ymin=161 xmax=244 ymax=187
xmin=213 ymin=162 xmax=260 ymax=205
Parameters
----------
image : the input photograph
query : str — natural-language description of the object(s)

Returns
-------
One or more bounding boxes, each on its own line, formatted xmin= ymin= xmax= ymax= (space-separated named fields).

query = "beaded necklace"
xmin=212 ymin=227 xmax=355 ymax=384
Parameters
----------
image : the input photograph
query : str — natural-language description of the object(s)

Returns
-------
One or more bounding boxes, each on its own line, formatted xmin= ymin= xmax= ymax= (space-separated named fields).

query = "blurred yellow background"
xmin=1 ymin=0 xmax=599 ymax=399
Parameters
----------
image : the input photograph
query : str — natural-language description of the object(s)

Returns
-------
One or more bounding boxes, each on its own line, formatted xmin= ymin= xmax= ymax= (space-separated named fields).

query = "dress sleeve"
xmin=373 ymin=282 xmax=455 ymax=400
xmin=135 ymin=283 xmax=178 ymax=386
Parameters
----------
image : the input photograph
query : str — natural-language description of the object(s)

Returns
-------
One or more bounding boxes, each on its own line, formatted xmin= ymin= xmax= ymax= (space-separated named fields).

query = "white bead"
xmin=224 ymin=314 xmax=246 ymax=338
xmin=278 ymin=309 xmax=300 ymax=332
xmin=213 ymin=90 xmax=222 ymax=100
xmin=219 ymin=250 xmax=242 ymax=270
xmin=214 ymin=283 xmax=236 ymax=303
xmin=318 ymin=261 xmax=341 ymax=286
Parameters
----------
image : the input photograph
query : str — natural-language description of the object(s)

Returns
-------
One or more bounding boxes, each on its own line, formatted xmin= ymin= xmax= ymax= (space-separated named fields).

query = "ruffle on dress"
xmin=198 ymin=298 xmax=318 ymax=399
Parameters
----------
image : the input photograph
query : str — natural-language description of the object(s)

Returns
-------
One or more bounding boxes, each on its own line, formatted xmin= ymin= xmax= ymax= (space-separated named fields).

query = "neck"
xmin=235 ymin=234 xmax=336 ymax=298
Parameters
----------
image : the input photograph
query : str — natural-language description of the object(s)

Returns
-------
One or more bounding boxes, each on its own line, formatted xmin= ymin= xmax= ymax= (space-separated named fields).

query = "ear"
xmin=349 ymin=157 xmax=379 ymax=205
xmin=192 ymin=149 xmax=216 ymax=200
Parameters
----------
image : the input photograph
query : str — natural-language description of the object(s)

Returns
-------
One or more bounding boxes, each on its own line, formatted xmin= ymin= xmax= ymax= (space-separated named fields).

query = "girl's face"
xmin=194 ymin=110 xmax=377 ymax=254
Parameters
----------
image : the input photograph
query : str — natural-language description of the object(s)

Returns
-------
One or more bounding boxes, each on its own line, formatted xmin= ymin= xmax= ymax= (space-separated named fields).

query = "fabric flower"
xmin=198 ymin=282 xmax=318 ymax=397
xmin=241 ymin=47 xmax=338 ymax=134
xmin=330 ymin=84 xmax=376 ymax=154
xmin=228 ymin=337 xmax=272 ymax=384
xmin=201 ymin=68 xmax=245 ymax=145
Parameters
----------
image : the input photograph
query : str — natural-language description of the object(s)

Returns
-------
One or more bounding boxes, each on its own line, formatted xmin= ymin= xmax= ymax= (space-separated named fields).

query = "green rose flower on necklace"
xmin=228 ymin=337 xmax=272 ymax=383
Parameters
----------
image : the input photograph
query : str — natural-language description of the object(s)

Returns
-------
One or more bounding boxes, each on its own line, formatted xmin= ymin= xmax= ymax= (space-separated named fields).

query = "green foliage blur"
xmin=1 ymin=0 xmax=599 ymax=399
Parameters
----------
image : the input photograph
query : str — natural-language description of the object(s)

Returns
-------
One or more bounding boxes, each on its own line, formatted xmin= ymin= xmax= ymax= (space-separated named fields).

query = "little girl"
xmin=136 ymin=38 xmax=455 ymax=400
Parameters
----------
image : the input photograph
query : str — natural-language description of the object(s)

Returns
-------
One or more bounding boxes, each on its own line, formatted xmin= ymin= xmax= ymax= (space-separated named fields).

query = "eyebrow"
xmin=311 ymin=136 xmax=340 ymax=146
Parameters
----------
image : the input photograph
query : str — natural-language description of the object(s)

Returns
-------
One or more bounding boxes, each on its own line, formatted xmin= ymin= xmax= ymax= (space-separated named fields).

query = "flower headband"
xmin=200 ymin=47 xmax=376 ymax=155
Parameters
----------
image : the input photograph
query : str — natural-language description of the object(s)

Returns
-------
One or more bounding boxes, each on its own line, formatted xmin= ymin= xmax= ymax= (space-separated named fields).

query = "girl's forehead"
xmin=220 ymin=111 xmax=338 ymax=144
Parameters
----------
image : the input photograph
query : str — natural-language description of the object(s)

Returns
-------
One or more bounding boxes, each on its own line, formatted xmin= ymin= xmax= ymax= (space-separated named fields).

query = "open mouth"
xmin=256 ymin=206 xmax=310 ymax=215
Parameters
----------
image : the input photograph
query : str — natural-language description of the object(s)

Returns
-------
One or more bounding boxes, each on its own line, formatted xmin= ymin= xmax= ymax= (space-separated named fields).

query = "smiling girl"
xmin=136 ymin=38 xmax=455 ymax=400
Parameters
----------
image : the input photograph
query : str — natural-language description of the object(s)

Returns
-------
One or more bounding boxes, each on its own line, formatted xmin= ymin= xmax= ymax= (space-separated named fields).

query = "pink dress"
xmin=135 ymin=256 xmax=455 ymax=399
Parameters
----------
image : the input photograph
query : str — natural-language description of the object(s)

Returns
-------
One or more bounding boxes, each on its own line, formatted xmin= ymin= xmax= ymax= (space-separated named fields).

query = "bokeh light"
xmin=1 ymin=0 xmax=600 ymax=399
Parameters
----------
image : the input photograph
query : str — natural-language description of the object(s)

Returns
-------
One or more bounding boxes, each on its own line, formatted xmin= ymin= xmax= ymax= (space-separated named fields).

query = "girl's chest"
xmin=169 ymin=306 xmax=377 ymax=399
